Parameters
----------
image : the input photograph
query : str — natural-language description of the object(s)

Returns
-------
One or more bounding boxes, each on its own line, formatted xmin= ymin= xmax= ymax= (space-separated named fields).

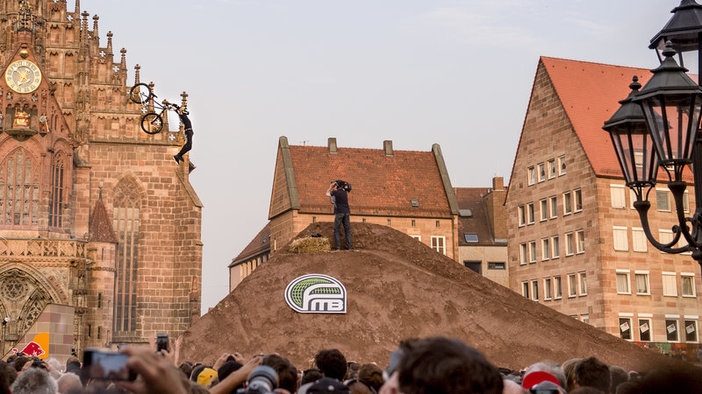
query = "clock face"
xmin=5 ymin=60 xmax=41 ymax=94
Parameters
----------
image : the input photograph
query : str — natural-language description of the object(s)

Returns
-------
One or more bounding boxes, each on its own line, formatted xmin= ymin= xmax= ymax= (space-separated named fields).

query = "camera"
xmin=156 ymin=332 xmax=169 ymax=353
xmin=236 ymin=365 xmax=278 ymax=394
xmin=333 ymin=180 xmax=352 ymax=192
xmin=82 ymin=348 xmax=136 ymax=381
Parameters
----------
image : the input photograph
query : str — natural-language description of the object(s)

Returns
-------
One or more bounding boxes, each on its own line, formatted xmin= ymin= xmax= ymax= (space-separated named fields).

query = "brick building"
xmin=506 ymin=56 xmax=702 ymax=356
xmin=229 ymin=136 xmax=460 ymax=288
xmin=0 ymin=0 xmax=202 ymax=360
xmin=455 ymin=177 xmax=508 ymax=287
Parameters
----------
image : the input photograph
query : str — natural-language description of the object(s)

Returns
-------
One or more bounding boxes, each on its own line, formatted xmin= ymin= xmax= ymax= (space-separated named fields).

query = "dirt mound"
xmin=180 ymin=222 xmax=682 ymax=372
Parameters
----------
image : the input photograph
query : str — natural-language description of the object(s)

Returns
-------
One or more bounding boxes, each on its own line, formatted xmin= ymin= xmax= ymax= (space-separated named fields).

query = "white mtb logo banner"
xmin=284 ymin=274 xmax=347 ymax=314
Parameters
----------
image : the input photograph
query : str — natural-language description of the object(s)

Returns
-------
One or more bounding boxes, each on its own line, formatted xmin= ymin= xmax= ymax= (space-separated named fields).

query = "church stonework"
xmin=0 ymin=0 xmax=202 ymax=360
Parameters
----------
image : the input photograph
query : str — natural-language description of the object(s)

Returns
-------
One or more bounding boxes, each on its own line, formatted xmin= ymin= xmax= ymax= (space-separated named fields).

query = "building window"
xmin=682 ymin=274 xmax=696 ymax=297
xmin=666 ymin=319 xmax=680 ymax=342
xmin=538 ymin=163 xmax=546 ymax=182
xmin=435 ymin=220 xmax=440 ymax=228
xmin=552 ymin=236 xmax=560 ymax=258
xmin=411 ymin=219 xmax=415 ymax=227
xmin=613 ymin=226 xmax=629 ymax=251
xmin=554 ymin=276 xmax=562 ymax=299
xmin=548 ymin=159 xmax=556 ymax=179
xmin=488 ymin=262 xmax=505 ymax=270
xmin=542 ymin=238 xmax=550 ymax=260
xmin=464 ymin=261 xmax=482 ymax=274
xmin=578 ymin=271 xmax=587 ymax=295
xmin=656 ymin=189 xmax=671 ymax=211
xmin=549 ymin=196 xmax=558 ymax=218
xmin=616 ymin=270 xmax=631 ymax=294
xmin=522 ymin=281 xmax=530 ymax=299
xmin=540 ymin=199 xmax=548 ymax=221
xmin=635 ymin=271 xmax=650 ymax=295
xmin=431 ymin=236 xmax=446 ymax=255
xmin=527 ymin=203 xmax=535 ymax=224
xmin=685 ymin=320 xmax=698 ymax=343
xmin=563 ymin=192 xmax=572 ymax=215
xmin=532 ymin=280 xmax=539 ymax=301
xmin=1 ymin=148 xmax=40 ymax=226
xmin=529 ymin=241 xmax=537 ymax=263
xmin=518 ymin=205 xmax=526 ymax=226
xmin=568 ymin=274 xmax=577 ymax=297
xmin=558 ymin=155 xmax=566 ymax=176
xmin=632 ymin=228 xmax=647 ymax=252
xmin=520 ymin=243 xmax=528 ymax=265
xmin=639 ymin=318 xmax=652 ymax=342
xmin=619 ymin=317 xmax=633 ymax=340
xmin=576 ymin=230 xmax=585 ymax=254
xmin=683 ymin=190 xmax=690 ymax=213
xmin=544 ymin=278 xmax=552 ymax=300
xmin=574 ymin=189 xmax=583 ymax=212
xmin=528 ymin=166 xmax=536 ymax=185
xmin=565 ymin=232 xmax=575 ymax=256
xmin=113 ymin=179 xmax=141 ymax=336
xmin=611 ymin=184 xmax=626 ymax=209
xmin=49 ymin=155 xmax=67 ymax=228
xmin=659 ymin=229 xmax=674 ymax=247
xmin=581 ymin=314 xmax=590 ymax=324
xmin=663 ymin=272 xmax=678 ymax=297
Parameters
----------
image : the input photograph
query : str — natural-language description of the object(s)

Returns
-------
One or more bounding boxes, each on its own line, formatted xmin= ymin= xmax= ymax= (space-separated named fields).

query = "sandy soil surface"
xmin=179 ymin=222 xmax=685 ymax=373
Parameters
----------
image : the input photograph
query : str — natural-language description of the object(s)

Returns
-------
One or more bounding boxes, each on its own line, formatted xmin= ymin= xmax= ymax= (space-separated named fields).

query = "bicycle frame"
xmin=128 ymin=83 xmax=174 ymax=134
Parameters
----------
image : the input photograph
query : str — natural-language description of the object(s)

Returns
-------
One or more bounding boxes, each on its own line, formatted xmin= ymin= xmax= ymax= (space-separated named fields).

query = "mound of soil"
xmin=180 ymin=222 xmax=682 ymax=372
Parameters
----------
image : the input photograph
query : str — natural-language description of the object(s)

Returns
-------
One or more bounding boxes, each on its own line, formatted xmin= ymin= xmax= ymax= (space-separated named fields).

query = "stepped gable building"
xmin=0 ymin=0 xmax=202 ymax=361
xmin=455 ymin=177 xmax=508 ymax=287
xmin=266 ymin=136 xmax=459 ymax=257
xmin=507 ymin=56 xmax=702 ymax=358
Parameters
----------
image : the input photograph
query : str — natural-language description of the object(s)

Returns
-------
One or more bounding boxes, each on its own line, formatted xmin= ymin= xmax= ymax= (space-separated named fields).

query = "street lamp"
xmin=603 ymin=0 xmax=702 ymax=265
xmin=2 ymin=317 xmax=8 ymax=356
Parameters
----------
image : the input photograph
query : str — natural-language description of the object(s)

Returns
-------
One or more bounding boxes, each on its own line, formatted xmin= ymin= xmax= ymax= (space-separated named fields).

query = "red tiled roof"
xmin=541 ymin=57 xmax=654 ymax=178
xmin=231 ymin=223 xmax=270 ymax=266
xmin=285 ymin=140 xmax=454 ymax=217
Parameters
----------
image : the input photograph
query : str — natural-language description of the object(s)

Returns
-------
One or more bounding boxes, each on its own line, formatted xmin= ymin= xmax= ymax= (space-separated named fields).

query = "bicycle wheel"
xmin=129 ymin=83 xmax=154 ymax=105
xmin=140 ymin=113 xmax=164 ymax=134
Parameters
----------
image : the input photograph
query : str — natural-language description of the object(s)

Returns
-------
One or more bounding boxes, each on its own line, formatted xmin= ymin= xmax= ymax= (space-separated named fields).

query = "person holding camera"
xmin=326 ymin=180 xmax=352 ymax=251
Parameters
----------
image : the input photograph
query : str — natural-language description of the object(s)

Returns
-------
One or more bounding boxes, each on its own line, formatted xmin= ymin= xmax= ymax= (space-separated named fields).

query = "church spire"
xmin=16 ymin=0 xmax=35 ymax=33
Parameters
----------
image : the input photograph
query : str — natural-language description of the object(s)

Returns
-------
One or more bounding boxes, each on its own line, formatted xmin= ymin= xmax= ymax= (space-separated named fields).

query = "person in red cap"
xmin=522 ymin=361 xmax=567 ymax=393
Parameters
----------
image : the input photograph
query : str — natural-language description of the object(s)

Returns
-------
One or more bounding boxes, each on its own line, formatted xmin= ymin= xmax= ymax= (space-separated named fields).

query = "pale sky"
xmin=82 ymin=0 xmax=680 ymax=311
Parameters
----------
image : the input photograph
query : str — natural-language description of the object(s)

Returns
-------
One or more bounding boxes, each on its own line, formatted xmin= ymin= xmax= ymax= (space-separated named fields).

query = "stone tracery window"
xmin=0 ymin=148 xmax=39 ymax=226
xmin=49 ymin=153 xmax=66 ymax=228
xmin=112 ymin=179 xmax=140 ymax=335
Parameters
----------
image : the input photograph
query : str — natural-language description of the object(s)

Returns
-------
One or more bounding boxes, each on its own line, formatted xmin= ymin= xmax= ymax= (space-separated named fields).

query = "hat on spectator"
xmin=522 ymin=371 xmax=562 ymax=390
xmin=196 ymin=367 xmax=218 ymax=387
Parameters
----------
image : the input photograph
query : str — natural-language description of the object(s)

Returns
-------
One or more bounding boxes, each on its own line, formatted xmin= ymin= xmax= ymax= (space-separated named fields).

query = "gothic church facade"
xmin=0 ymin=0 xmax=202 ymax=359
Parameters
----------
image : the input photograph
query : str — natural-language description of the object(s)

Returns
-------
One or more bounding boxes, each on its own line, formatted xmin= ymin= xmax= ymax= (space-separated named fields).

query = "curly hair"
xmin=314 ymin=349 xmax=347 ymax=381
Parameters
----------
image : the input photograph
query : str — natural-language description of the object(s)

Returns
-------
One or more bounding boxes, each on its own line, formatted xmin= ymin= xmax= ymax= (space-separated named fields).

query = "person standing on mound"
xmin=326 ymin=180 xmax=352 ymax=250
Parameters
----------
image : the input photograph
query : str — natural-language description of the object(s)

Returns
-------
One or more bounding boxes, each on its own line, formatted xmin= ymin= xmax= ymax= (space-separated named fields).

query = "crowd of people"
xmin=0 ymin=335 xmax=701 ymax=394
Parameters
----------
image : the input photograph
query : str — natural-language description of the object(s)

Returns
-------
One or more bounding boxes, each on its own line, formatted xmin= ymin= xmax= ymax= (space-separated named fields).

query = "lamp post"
xmin=1 ymin=317 xmax=8 ymax=357
xmin=603 ymin=0 xmax=702 ymax=267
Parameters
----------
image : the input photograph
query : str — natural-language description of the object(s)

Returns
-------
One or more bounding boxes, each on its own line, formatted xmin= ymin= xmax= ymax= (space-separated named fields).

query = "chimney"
xmin=328 ymin=137 xmax=338 ymax=154
xmin=492 ymin=176 xmax=504 ymax=191
xmin=383 ymin=140 xmax=394 ymax=157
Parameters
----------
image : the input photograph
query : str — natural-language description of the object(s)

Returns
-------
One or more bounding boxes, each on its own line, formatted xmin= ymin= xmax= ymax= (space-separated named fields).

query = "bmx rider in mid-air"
xmin=167 ymin=101 xmax=193 ymax=164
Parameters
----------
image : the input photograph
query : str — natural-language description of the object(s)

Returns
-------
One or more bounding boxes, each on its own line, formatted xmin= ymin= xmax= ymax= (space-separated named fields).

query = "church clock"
xmin=5 ymin=59 xmax=41 ymax=94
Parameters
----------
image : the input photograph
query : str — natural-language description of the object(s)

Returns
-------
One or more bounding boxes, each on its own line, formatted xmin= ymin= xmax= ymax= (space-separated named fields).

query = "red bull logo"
xmin=13 ymin=332 xmax=49 ymax=359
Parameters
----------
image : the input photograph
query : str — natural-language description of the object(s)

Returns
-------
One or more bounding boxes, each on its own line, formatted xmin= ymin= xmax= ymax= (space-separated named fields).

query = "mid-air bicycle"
xmin=128 ymin=83 xmax=187 ymax=134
